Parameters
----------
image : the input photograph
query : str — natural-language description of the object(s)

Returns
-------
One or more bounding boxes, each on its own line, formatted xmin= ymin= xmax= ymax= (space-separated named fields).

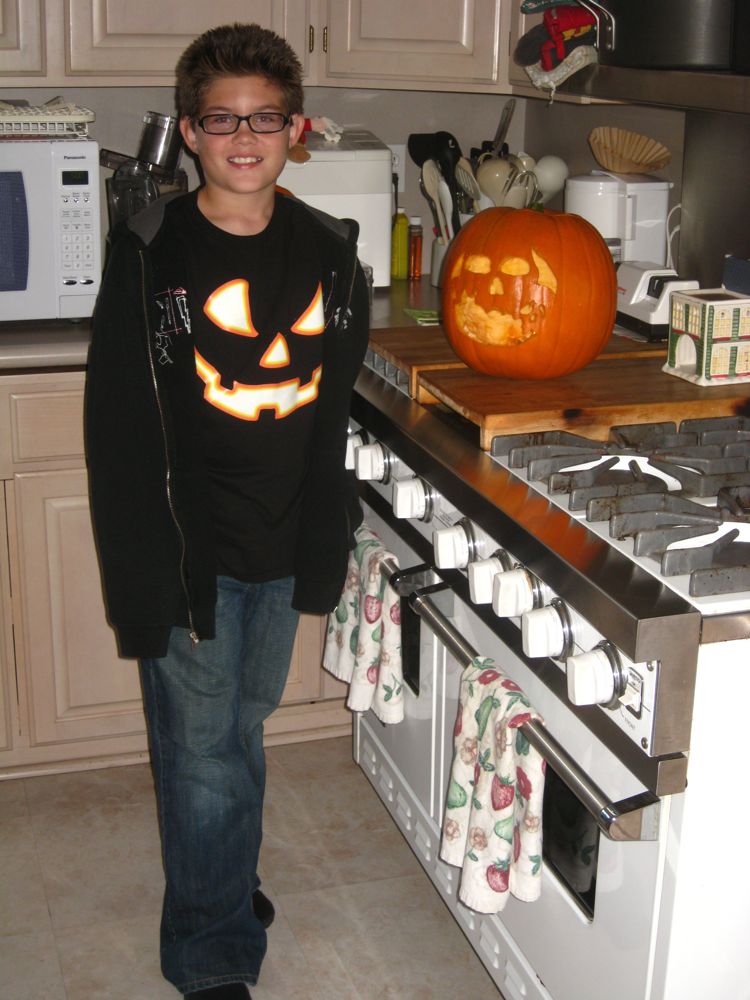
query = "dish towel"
xmin=440 ymin=656 xmax=546 ymax=913
xmin=323 ymin=522 xmax=404 ymax=724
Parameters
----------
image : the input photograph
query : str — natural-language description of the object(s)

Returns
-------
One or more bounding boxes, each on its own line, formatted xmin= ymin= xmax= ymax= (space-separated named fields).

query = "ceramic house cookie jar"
xmin=663 ymin=287 xmax=750 ymax=384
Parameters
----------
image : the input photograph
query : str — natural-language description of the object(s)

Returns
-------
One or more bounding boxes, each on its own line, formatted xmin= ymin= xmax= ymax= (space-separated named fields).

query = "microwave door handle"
xmin=576 ymin=1 xmax=616 ymax=53
xmin=380 ymin=557 xmax=661 ymax=843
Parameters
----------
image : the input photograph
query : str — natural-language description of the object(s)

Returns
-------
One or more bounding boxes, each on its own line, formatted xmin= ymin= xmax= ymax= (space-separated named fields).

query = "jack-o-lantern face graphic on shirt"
xmin=194 ymin=278 xmax=324 ymax=421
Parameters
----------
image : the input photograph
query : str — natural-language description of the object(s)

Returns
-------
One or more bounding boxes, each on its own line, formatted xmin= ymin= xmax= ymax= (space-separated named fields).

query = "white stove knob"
xmin=355 ymin=443 xmax=386 ymax=482
xmin=345 ymin=432 xmax=366 ymax=470
xmin=434 ymin=524 xmax=470 ymax=569
xmin=566 ymin=643 xmax=626 ymax=707
xmin=469 ymin=556 xmax=505 ymax=604
xmin=393 ymin=478 xmax=427 ymax=519
xmin=492 ymin=568 xmax=534 ymax=617
xmin=521 ymin=600 xmax=572 ymax=660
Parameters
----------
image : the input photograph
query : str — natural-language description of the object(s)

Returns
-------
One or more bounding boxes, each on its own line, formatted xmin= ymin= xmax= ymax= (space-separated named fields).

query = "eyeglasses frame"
xmin=196 ymin=112 xmax=292 ymax=136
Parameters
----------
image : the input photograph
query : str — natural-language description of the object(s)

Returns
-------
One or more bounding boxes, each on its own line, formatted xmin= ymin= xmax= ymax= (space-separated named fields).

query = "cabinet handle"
xmin=308 ymin=24 xmax=314 ymax=53
xmin=323 ymin=25 xmax=328 ymax=53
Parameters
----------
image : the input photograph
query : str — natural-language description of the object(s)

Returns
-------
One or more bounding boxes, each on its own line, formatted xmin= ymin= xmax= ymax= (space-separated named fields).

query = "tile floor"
xmin=0 ymin=736 xmax=501 ymax=999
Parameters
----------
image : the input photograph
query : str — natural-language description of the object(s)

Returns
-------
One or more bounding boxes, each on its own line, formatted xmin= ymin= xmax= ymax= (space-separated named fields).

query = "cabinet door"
xmin=281 ymin=612 xmax=325 ymax=704
xmin=66 ymin=0 xmax=309 ymax=78
xmin=11 ymin=470 xmax=146 ymax=748
xmin=0 ymin=488 xmax=14 ymax=752
xmin=0 ymin=0 xmax=44 ymax=76
xmin=322 ymin=0 xmax=505 ymax=87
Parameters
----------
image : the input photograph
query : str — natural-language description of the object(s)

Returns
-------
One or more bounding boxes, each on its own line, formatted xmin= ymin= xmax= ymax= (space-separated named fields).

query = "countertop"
xmin=0 ymin=277 xmax=438 ymax=371
xmin=0 ymin=319 xmax=92 ymax=370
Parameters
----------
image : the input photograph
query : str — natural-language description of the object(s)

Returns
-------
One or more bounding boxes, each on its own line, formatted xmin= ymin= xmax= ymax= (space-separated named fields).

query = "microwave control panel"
xmin=54 ymin=142 xmax=102 ymax=291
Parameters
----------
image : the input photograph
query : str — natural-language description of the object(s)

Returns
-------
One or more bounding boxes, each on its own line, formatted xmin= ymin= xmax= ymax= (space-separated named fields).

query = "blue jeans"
xmin=139 ymin=575 xmax=299 ymax=995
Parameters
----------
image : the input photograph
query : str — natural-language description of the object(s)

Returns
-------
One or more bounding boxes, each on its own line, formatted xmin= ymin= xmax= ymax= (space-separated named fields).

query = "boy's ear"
xmin=288 ymin=114 xmax=306 ymax=149
xmin=180 ymin=115 xmax=199 ymax=155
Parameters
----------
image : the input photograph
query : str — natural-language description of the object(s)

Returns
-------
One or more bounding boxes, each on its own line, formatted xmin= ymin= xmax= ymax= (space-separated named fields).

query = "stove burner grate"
xmin=548 ymin=457 xmax=668 ymax=511
xmin=661 ymin=529 xmax=750 ymax=596
xmin=491 ymin=418 xmax=750 ymax=598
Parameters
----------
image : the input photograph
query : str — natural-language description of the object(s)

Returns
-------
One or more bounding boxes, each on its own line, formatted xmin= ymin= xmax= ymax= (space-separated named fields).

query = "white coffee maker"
xmin=564 ymin=171 xmax=672 ymax=265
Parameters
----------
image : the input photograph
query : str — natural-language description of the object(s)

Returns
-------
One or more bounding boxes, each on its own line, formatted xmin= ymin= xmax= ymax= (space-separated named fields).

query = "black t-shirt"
xmin=174 ymin=193 xmax=325 ymax=582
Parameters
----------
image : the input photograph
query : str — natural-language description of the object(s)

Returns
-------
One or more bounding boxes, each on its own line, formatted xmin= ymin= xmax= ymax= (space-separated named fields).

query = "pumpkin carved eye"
xmin=441 ymin=207 xmax=616 ymax=380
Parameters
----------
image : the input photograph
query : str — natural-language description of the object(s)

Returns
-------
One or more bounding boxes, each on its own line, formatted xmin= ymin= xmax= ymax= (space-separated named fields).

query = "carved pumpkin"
xmin=441 ymin=207 xmax=616 ymax=380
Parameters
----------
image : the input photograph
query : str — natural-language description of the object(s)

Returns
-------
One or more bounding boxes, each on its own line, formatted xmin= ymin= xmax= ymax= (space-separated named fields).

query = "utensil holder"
xmin=430 ymin=239 xmax=449 ymax=287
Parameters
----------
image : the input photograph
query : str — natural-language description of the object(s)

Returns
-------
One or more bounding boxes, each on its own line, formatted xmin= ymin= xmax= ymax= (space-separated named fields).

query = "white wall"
xmin=1 ymin=83 xmax=685 ymax=256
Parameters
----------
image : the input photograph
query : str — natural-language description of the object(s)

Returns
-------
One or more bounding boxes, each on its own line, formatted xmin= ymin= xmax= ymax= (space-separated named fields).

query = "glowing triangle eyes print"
xmin=196 ymin=280 xmax=325 ymax=421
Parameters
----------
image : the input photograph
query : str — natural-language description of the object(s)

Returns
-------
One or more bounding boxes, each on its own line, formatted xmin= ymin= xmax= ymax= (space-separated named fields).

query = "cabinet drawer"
xmin=10 ymin=390 xmax=85 ymax=463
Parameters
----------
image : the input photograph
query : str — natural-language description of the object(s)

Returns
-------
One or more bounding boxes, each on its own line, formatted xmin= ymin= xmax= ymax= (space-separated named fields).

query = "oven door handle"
xmin=380 ymin=556 xmax=661 ymax=843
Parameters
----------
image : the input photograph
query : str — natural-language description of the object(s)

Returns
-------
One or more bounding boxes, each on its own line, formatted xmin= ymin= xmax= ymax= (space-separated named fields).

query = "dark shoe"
xmin=252 ymin=888 xmax=275 ymax=929
xmin=185 ymin=985 xmax=249 ymax=999
xmin=185 ymin=985 xmax=250 ymax=999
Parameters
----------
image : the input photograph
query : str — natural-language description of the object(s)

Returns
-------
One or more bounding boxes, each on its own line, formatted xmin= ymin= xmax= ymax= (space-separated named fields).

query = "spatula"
xmin=434 ymin=131 xmax=463 ymax=235
xmin=421 ymin=159 xmax=450 ymax=244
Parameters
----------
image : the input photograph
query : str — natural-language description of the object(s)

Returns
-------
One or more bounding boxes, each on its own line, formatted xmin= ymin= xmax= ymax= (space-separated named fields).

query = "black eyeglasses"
xmin=197 ymin=112 xmax=291 ymax=135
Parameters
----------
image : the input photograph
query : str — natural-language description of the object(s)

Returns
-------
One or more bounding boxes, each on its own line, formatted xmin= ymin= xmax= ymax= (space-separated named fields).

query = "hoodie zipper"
xmin=139 ymin=249 xmax=199 ymax=644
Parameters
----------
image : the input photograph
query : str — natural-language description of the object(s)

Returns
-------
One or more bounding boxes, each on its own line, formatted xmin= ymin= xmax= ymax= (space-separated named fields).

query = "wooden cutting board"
xmin=368 ymin=325 xmax=665 ymax=401
xmin=418 ymin=354 xmax=750 ymax=450
xmin=367 ymin=326 xmax=464 ymax=400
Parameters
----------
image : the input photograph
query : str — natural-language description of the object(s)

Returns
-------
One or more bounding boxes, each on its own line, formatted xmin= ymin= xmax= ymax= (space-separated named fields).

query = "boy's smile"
xmin=180 ymin=74 xmax=304 ymax=230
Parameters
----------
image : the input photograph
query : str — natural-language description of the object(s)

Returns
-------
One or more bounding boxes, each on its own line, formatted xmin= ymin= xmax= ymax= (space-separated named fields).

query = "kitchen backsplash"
xmin=2 ymin=83 xmax=687 ymax=266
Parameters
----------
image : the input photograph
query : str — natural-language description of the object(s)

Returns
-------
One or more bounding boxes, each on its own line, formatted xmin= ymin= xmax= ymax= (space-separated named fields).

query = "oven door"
xmin=355 ymin=500 xmax=675 ymax=1000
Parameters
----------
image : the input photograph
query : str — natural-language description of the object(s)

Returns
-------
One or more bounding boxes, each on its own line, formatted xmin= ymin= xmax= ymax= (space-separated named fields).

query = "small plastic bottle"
xmin=407 ymin=216 xmax=423 ymax=281
xmin=391 ymin=210 xmax=409 ymax=280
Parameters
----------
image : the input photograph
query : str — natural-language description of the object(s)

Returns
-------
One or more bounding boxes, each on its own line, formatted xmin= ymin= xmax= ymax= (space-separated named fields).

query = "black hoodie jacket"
xmin=85 ymin=191 xmax=368 ymax=659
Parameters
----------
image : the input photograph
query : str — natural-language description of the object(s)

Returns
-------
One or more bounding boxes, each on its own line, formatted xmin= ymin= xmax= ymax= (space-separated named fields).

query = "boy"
xmin=85 ymin=23 xmax=369 ymax=1000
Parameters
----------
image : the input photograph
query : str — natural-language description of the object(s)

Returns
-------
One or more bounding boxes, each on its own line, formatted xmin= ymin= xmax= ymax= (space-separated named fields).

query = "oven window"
xmin=543 ymin=765 xmax=600 ymax=919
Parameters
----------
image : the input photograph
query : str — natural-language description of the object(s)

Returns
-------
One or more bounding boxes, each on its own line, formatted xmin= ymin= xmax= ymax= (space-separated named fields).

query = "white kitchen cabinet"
xmin=0 ymin=0 xmax=309 ymax=86
xmin=0 ymin=0 xmax=513 ymax=93
xmin=10 ymin=467 xmax=148 ymax=751
xmin=65 ymin=0 xmax=310 ymax=79
xmin=315 ymin=0 xmax=510 ymax=92
xmin=0 ymin=369 xmax=349 ymax=778
xmin=0 ymin=0 xmax=45 ymax=76
xmin=0 ymin=487 xmax=15 ymax=754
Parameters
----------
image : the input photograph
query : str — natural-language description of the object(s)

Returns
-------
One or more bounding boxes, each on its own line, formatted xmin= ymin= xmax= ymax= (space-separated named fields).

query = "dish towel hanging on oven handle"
xmin=440 ymin=657 xmax=545 ymax=913
xmin=323 ymin=522 xmax=404 ymax=724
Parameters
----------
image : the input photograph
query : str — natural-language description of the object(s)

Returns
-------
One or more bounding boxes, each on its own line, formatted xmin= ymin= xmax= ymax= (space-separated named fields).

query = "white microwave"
xmin=0 ymin=139 xmax=102 ymax=322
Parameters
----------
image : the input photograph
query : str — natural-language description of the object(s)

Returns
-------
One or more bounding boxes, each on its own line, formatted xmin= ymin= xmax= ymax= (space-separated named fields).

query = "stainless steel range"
xmin=349 ymin=363 xmax=750 ymax=1000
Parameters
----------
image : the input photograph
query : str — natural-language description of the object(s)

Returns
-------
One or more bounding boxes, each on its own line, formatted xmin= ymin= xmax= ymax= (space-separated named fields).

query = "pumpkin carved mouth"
xmin=195 ymin=278 xmax=324 ymax=420
xmin=450 ymin=250 xmax=558 ymax=347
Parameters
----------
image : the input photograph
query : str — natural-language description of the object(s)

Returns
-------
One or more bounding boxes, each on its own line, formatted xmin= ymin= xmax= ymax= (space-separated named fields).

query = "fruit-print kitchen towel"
xmin=323 ymin=522 xmax=404 ymax=723
xmin=440 ymin=657 xmax=545 ymax=913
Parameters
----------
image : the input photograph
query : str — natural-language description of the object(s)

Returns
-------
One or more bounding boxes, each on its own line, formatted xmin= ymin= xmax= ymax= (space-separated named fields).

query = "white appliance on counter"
xmin=278 ymin=128 xmax=392 ymax=286
xmin=564 ymin=171 xmax=671 ymax=265
xmin=347 ymin=366 xmax=750 ymax=1000
xmin=0 ymin=139 xmax=102 ymax=321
